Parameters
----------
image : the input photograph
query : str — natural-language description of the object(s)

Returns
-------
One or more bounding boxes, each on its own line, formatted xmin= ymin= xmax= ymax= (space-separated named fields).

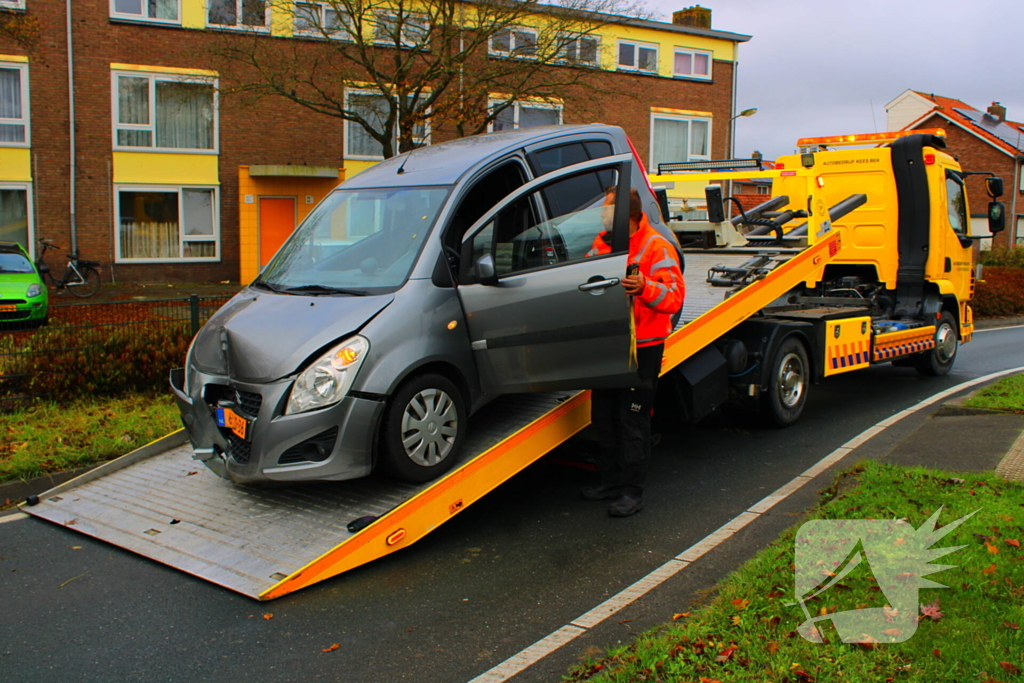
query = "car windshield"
xmin=257 ymin=186 xmax=451 ymax=295
xmin=0 ymin=252 xmax=34 ymax=274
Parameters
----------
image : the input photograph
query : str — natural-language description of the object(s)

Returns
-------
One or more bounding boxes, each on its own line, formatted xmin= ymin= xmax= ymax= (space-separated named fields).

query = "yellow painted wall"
xmin=0 ymin=148 xmax=32 ymax=182
xmin=113 ymin=152 xmax=219 ymax=185
xmin=182 ymin=0 xmax=206 ymax=28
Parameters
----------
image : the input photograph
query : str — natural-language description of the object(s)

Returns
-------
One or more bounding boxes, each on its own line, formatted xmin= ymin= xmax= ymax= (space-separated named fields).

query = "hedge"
xmin=974 ymin=265 xmax=1024 ymax=318
xmin=980 ymin=246 xmax=1024 ymax=269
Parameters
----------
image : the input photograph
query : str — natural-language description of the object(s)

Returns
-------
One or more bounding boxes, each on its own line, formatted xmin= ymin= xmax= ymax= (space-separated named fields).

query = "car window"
xmin=0 ymin=252 xmax=34 ymax=274
xmin=470 ymin=167 xmax=620 ymax=278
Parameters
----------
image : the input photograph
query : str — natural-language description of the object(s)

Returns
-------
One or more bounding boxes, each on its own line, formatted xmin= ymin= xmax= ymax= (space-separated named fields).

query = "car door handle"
xmin=578 ymin=277 xmax=620 ymax=292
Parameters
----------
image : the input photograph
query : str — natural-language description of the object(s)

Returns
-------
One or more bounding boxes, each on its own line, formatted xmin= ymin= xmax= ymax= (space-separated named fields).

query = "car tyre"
xmin=761 ymin=336 xmax=809 ymax=428
xmin=380 ymin=373 xmax=465 ymax=483
xmin=914 ymin=311 xmax=958 ymax=377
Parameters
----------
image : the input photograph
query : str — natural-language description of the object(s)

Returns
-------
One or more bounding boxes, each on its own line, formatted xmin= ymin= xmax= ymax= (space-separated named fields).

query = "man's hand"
xmin=623 ymin=273 xmax=645 ymax=295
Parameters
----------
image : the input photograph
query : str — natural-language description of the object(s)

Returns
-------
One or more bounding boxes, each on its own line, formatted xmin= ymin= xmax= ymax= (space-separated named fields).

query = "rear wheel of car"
xmin=380 ymin=373 xmax=465 ymax=483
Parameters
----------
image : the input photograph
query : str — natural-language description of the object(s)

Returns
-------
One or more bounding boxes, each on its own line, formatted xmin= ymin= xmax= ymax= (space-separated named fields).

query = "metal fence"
xmin=0 ymin=295 xmax=231 ymax=409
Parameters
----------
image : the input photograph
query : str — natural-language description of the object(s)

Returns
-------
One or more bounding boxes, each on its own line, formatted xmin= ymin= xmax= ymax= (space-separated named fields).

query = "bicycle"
xmin=35 ymin=238 xmax=101 ymax=298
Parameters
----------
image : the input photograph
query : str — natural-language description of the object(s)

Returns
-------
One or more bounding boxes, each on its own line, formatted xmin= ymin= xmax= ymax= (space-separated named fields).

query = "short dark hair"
xmin=604 ymin=186 xmax=643 ymax=222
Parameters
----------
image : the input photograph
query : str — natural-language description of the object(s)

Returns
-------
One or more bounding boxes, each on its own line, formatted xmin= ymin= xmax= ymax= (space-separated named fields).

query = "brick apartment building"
xmin=0 ymin=1 xmax=750 ymax=284
xmin=887 ymin=90 xmax=1024 ymax=248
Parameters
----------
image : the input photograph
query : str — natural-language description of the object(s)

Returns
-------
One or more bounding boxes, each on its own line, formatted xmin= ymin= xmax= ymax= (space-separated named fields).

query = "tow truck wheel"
xmin=380 ymin=373 xmax=465 ymax=483
xmin=915 ymin=311 xmax=958 ymax=377
xmin=761 ymin=336 xmax=809 ymax=428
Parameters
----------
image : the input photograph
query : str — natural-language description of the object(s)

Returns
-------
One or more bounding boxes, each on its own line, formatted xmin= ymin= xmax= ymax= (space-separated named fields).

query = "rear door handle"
xmin=578 ymin=277 xmax=620 ymax=292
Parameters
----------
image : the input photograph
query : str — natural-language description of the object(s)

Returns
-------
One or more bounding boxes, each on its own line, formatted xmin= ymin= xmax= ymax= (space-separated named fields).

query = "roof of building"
xmin=909 ymin=91 xmax=1024 ymax=157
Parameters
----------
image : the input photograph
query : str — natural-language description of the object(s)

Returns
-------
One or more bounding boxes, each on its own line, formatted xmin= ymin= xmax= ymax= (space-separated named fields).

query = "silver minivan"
xmin=170 ymin=124 xmax=681 ymax=484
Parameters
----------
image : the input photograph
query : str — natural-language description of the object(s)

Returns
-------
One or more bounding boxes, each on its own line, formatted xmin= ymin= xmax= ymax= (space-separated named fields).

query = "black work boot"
xmin=608 ymin=494 xmax=643 ymax=517
xmin=580 ymin=484 xmax=622 ymax=501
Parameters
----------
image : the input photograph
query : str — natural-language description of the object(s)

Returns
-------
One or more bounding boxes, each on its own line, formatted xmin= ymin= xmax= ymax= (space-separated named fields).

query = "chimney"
xmin=673 ymin=5 xmax=712 ymax=29
xmin=987 ymin=102 xmax=1006 ymax=123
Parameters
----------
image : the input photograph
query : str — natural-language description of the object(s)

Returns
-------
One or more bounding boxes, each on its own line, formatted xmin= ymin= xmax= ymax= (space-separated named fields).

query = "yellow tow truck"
xmin=23 ymin=129 xmax=1005 ymax=600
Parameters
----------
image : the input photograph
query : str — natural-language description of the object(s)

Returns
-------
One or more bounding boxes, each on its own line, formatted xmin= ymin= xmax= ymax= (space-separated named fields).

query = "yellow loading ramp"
xmin=23 ymin=231 xmax=844 ymax=600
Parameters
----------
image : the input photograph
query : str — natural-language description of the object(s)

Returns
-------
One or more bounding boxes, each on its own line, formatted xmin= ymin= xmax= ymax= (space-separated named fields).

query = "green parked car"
xmin=0 ymin=241 xmax=48 ymax=328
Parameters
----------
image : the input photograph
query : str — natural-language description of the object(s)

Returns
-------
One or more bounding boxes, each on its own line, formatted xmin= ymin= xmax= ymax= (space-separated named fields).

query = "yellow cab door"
xmin=927 ymin=162 xmax=974 ymax=323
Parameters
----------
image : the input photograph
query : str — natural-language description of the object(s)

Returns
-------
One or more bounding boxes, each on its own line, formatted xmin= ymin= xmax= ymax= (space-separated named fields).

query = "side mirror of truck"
xmin=988 ymin=201 xmax=1006 ymax=234
xmin=986 ymin=177 xmax=1004 ymax=198
xmin=705 ymin=185 xmax=726 ymax=223
xmin=476 ymin=254 xmax=498 ymax=286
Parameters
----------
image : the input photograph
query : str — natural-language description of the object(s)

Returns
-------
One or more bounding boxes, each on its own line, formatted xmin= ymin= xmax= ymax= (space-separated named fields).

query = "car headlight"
xmin=26 ymin=283 xmax=42 ymax=298
xmin=286 ymin=335 xmax=369 ymax=415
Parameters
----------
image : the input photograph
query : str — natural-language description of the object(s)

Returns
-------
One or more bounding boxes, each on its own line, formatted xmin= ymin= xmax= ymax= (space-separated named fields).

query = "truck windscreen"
xmin=257 ymin=186 xmax=451 ymax=295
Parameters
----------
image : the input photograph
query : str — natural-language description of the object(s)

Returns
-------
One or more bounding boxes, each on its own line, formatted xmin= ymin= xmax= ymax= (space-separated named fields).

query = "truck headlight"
xmin=26 ymin=283 xmax=42 ymax=298
xmin=286 ymin=335 xmax=369 ymax=415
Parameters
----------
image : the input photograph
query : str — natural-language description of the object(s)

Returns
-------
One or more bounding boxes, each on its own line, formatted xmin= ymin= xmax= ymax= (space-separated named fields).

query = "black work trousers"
xmin=590 ymin=343 xmax=663 ymax=497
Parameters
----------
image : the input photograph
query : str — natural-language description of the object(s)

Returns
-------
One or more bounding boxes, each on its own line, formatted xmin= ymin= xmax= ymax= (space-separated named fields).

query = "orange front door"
xmin=259 ymin=197 xmax=297 ymax=267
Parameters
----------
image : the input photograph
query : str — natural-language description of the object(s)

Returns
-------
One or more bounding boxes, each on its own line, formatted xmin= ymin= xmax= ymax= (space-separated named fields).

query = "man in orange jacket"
xmin=584 ymin=187 xmax=685 ymax=517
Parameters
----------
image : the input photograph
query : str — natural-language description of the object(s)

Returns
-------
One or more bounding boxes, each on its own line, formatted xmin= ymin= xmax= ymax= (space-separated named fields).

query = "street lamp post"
xmin=726 ymin=108 xmax=757 ymax=217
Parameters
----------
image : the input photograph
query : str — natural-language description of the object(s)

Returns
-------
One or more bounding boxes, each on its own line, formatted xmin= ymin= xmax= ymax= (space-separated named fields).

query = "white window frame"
xmin=292 ymin=1 xmax=351 ymax=39
xmin=617 ymin=40 xmax=658 ymax=74
xmin=0 ymin=1 xmax=26 ymax=10
xmin=0 ymin=182 xmax=34 ymax=256
xmin=344 ymin=89 xmax=431 ymax=161
xmin=114 ymin=184 xmax=220 ymax=263
xmin=489 ymin=27 xmax=539 ymax=59
xmin=0 ymin=61 xmax=29 ymax=148
xmin=672 ymin=47 xmax=712 ymax=80
xmin=648 ymin=111 xmax=712 ymax=173
xmin=486 ymin=99 xmax=563 ymax=133
xmin=109 ymin=0 xmax=181 ymax=25
xmin=372 ymin=11 xmax=430 ymax=48
xmin=111 ymin=70 xmax=219 ymax=154
xmin=556 ymin=33 xmax=599 ymax=67
xmin=207 ymin=0 xmax=271 ymax=31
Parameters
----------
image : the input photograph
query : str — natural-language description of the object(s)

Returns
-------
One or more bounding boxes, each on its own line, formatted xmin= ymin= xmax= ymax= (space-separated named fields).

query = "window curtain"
xmin=208 ymin=0 xmax=235 ymax=24
xmin=690 ymin=120 xmax=709 ymax=157
xmin=156 ymin=80 xmax=214 ymax=149
xmin=0 ymin=189 xmax=28 ymax=247
xmin=348 ymin=93 xmax=389 ymax=157
xmin=520 ymin=106 xmax=559 ymax=129
xmin=149 ymin=0 xmax=178 ymax=20
xmin=119 ymin=191 xmax=180 ymax=259
xmin=0 ymin=68 xmax=23 ymax=143
xmin=117 ymin=76 xmax=151 ymax=147
xmin=652 ymin=118 xmax=688 ymax=171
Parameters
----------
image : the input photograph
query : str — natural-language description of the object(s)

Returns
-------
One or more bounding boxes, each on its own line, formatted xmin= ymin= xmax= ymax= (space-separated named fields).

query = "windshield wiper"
xmin=281 ymin=284 xmax=369 ymax=296
xmin=251 ymin=280 xmax=288 ymax=293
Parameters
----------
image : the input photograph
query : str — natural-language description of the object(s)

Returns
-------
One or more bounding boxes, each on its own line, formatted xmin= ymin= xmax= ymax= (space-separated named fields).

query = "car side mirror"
xmin=988 ymin=201 xmax=1006 ymax=234
xmin=37 ymin=264 xmax=49 ymax=274
xmin=986 ymin=177 xmax=1004 ymax=198
xmin=476 ymin=254 xmax=498 ymax=286
xmin=705 ymin=185 xmax=726 ymax=223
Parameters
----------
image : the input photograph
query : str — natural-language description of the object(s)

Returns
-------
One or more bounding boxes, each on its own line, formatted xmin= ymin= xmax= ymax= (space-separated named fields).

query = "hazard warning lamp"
xmin=797 ymin=128 xmax=947 ymax=148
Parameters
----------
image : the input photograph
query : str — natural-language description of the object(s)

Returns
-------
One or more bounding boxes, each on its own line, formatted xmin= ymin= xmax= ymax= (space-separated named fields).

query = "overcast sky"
xmin=644 ymin=0 xmax=1024 ymax=160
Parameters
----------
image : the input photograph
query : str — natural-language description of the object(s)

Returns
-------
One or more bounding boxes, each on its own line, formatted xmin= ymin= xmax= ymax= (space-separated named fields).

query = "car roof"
xmin=0 ymin=241 xmax=29 ymax=255
xmin=340 ymin=124 xmax=624 ymax=189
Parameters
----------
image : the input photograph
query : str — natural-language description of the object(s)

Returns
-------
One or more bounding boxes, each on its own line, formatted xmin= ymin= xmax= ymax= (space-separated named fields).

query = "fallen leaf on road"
xmin=262 ymin=613 xmax=273 ymax=620
xmin=731 ymin=616 xmax=742 ymax=626
xmin=986 ymin=542 xmax=1000 ymax=555
xmin=72 ymin=546 xmax=82 ymax=550
xmin=671 ymin=612 xmax=691 ymax=620
xmin=983 ymin=563 xmax=998 ymax=575
xmin=731 ymin=598 xmax=750 ymax=611
xmin=714 ymin=647 xmax=736 ymax=663
xmin=321 ymin=644 xmax=339 ymax=653
xmin=1006 ymin=539 xmax=1021 ymax=548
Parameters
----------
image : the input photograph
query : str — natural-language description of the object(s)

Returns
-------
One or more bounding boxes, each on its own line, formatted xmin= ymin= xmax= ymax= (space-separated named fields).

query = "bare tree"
xmin=206 ymin=0 xmax=649 ymax=158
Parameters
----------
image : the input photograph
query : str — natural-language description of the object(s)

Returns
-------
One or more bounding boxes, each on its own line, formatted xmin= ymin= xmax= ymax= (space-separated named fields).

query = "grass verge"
xmin=964 ymin=374 xmax=1024 ymax=414
xmin=566 ymin=461 xmax=1024 ymax=683
xmin=0 ymin=393 xmax=180 ymax=483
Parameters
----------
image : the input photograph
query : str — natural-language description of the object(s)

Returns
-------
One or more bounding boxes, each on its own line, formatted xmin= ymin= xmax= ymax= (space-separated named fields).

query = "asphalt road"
xmin=2 ymin=325 xmax=1024 ymax=683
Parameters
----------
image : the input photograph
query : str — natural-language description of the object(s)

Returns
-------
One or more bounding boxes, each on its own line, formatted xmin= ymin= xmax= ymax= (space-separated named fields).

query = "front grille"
xmin=0 ymin=311 xmax=30 ymax=320
xmin=278 ymin=427 xmax=339 ymax=465
xmin=227 ymin=433 xmax=252 ymax=464
xmin=0 ymin=299 xmax=26 ymax=305
xmin=236 ymin=390 xmax=262 ymax=417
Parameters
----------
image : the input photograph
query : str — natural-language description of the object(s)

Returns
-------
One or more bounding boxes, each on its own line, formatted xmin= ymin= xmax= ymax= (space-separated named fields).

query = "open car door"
xmin=456 ymin=154 xmax=638 ymax=394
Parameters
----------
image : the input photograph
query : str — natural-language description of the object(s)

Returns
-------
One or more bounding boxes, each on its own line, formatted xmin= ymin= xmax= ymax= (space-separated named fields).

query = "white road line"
xmin=0 ymin=512 xmax=29 ymax=524
xmin=976 ymin=324 xmax=1024 ymax=333
xmin=467 ymin=364 xmax=1024 ymax=683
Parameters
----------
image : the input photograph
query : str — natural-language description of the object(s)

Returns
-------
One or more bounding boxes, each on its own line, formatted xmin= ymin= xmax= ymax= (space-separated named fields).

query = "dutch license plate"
xmin=217 ymin=407 xmax=249 ymax=441
xmin=0 ymin=305 xmax=16 ymax=312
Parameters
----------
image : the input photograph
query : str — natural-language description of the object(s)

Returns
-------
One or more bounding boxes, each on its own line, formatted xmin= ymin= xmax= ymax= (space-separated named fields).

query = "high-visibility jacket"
xmin=587 ymin=214 xmax=685 ymax=347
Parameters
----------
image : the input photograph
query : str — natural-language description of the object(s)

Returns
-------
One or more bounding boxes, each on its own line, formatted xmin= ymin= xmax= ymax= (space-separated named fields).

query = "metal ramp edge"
xmin=24 ymin=391 xmax=590 ymax=601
